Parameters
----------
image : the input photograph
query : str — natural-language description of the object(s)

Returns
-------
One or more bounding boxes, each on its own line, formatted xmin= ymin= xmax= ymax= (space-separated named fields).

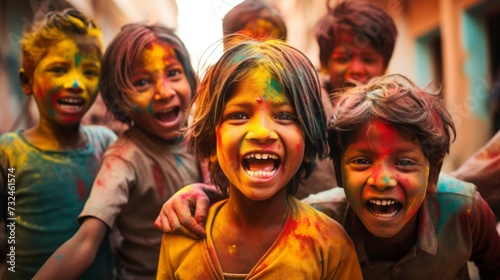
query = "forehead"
xmin=229 ymin=65 xmax=287 ymax=102
xmin=41 ymin=38 xmax=100 ymax=61
xmin=333 ymin=30 xmax=381 ymax=55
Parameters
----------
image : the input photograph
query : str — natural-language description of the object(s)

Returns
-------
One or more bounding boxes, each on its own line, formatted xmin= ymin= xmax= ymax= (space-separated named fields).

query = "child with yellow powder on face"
xmin=34 ymin=23 xmax=208 ymax=280
xmin=156 ymin=39 xmax=362 ymax=279
xmin=0 ymin=9 xmax=115 ymax=279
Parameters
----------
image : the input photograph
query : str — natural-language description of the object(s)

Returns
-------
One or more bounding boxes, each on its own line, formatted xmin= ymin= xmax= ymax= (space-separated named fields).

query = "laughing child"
xmin=307 ymin=74 xmax=500 ymax=279
xmin=0 ymin=9 xmax=115 ymax=279
xmin=156 ymin=39 xmax=362 ymax=279
xmin=34 ymin=23 xmax=207 ymax=279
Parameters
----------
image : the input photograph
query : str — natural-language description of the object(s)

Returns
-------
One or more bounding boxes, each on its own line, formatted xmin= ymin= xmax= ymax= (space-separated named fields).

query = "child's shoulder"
xmin=82 ymin=125 xmax=117 ymax=144
xmin=0 ymin=131 xmax=21 ymax=146
xmin=292 ymin=197 xmax=346 ymax=232
xmin=436 ymin=172 xmax=476 ymax=197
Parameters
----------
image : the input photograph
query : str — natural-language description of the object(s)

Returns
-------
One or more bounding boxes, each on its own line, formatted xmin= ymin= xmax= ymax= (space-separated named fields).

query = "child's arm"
xmin=154 ymin=183 xmax=223 ymax=239
xmin=33 ymin=217 xmax=107 ymax=279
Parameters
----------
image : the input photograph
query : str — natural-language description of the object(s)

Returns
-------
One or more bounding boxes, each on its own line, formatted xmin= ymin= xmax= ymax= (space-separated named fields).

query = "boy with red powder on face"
xmin=307 ymin=74 xmax=500 ymax=279
xmin=0 ymin=9 xmax=115 ymax=279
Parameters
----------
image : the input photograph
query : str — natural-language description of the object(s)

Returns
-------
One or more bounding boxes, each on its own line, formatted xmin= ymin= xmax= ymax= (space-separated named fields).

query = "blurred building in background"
xmin=1 ymin=0 xmax=499 ymax=172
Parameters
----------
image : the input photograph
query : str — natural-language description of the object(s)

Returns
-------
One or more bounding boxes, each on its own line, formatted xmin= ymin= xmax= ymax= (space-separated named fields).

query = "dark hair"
xmin=20 ymin=8 xmax=102 ymax=78
xmin=190 ymin=39 xmax=327 ymax=196
xmin=328 ymin=74 xmax=456 ymax=191
xmin=223 ymin=0 xmax=287 ymax=42
xmin=100 ymin=23 xmax=197 ymax=124
xmin=316 ymin=1 xmax=397 ymax=70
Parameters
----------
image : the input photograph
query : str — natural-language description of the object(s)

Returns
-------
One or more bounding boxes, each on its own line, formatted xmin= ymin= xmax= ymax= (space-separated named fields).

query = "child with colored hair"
xmin=316 ymin=0 xmax=397 ymax=94
xmin=298 ymin=0 xmax=399 ymax=199
xmin=34 ymin=23 xmax=206 ymax=279
xmin=0 ymin=8 xmax=115 ymax=279
xmin=306 ymin=74 xmax=500 ymax=279
xmin=222 ymin=0 xmax=287 ymax=51
xmin=156 ymin=39 xmax=362 ymax=279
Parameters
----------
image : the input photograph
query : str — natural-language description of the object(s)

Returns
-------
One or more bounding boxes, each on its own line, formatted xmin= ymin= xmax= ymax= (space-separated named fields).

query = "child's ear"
xmin=19 ymin=68 xmax=32 ymax=95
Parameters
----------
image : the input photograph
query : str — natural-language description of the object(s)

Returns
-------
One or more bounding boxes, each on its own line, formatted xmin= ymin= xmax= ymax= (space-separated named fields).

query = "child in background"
xmin=0 ymin=9 xmax=115 ymax=279
xmin=221 ymin=0 xmax=287 ymax=51
xmin=34 ymin=23 xmax=206 ymax=280
xmin=307 ymin=74 xmax=500 ymax=279
xmin=157 ymin=39 xmax=362 ymax=279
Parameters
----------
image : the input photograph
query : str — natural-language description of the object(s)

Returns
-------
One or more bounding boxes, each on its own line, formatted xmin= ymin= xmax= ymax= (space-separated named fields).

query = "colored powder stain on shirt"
xmin=152 ymin=164 xmax=165 ymax=198
xmin=174 ymin=154 xmax=183 ymax=168
xmin=77 ymin=178 xmax=88 ymax=201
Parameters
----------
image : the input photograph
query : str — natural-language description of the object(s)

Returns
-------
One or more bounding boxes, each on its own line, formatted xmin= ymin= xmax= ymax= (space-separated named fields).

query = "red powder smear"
xmin=256 ymin=96 xmax=263 ymax=103
xmin=77 ymin=178 xmax=88 ymax=201
xmin=278 ymin=218 xmax=313 ymax=255
xmin=36 ymin=84 xmax=43 ymax=98
xmin=153 ymin=164 xmax=165 ymax=198
xmin=95 ymin=178 xmax=105 ymax=188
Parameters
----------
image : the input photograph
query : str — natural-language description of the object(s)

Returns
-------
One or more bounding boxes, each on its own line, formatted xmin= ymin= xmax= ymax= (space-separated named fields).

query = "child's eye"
xmin=275 ymin=113 xmax=297 ymax=122
xmin=83 ymin=69 xmax=99 ymax=77
xmin=167 ymin=69 xmax=182 ymax=77
xmin=352 ymin=158 xmax=371 ymax=165
xmin=396 ymin=158 xmax=416 ymax=166
xmin=50 ymin=67 xmax=68 ymax=75
xmin=228 ymin=113 xmax=248 ymax=120
xmin=361 ymin=57 xmax=378 ymax=64
xmin=132 ymin=78 xmax=152 ymax=92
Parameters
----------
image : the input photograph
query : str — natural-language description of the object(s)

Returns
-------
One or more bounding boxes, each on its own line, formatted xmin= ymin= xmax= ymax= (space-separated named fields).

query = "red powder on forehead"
xmin=256 ymin=96 xmax=263 ymax=103
xmin=144 ymin=42 xmax=153 ymax=50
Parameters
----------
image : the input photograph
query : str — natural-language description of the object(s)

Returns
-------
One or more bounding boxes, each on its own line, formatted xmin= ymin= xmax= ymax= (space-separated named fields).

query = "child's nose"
xmin=154 ymin=79 xmax=175 ymax=101
xmin=245 ymin=121 xmax=278 ymax=142
xmin=367 ymin=167 xmax=397 ymax=190
xmin=64 ymin=78 xmax=83 ymax=92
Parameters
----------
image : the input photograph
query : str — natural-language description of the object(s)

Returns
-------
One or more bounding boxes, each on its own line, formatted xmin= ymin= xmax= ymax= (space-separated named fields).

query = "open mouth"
xmin=155 ymin=107 xmax=179 ymax=123
xmin=58 ymin=97 xmax=84 ymax=109
xmin=243 ymin=153 xmax=280 ymax=178
xmin=366 ymin=199 xmax=402 ymax=218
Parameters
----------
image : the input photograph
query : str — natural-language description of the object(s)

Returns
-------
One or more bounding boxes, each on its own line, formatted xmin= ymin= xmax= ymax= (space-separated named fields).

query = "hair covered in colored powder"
xmin=315 ymin=1 xmax=398 ymax=70
xmin=20 ymin=8 xmax=103 ymax=79
xmin=99 ymin=23 xmax=197 ymax=125
xmin=188 ymin=39 xmax=327 ymax=196
xmin=328 ymin=74 xmax=456 ymax=191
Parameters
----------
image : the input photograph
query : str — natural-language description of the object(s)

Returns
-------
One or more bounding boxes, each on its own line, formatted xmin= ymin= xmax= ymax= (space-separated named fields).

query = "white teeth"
xmin=369 ymin=199 xmax=397 ymax=206
xmin=158 ymin=108 xmax=173 ymax=114
xmin=371 ymin=210 xmax=398 ymax=218
xmin=246 ymin=170 xmax=277 ymax=178
xmin=60 ymin=98 xmax=83 ymax=105
xmin=244 ymin=153 xmax=278 ymax=160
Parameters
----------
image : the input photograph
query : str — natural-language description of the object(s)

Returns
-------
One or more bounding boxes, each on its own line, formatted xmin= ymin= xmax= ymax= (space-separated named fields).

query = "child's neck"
xmin=23 ymin=119 xmax=86 ymax=150
xmin=363 ymin=213 xmax=419 ymax=262
xmin=211 ymin=188 xmax=289 ymax=274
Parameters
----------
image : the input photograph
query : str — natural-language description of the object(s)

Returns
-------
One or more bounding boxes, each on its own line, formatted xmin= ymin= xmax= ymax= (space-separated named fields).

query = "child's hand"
xmin=154 ymin=183 xmax=212 ymax=239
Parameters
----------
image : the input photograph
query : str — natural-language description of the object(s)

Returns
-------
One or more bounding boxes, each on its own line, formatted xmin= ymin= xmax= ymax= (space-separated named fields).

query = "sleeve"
xmin=469 ymin=191 xmax=500 ymax=279
xmin=301 ymin=187 xmax=348 ymax=223
xmin=78 ymin=155 xmax=136 ymax=228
